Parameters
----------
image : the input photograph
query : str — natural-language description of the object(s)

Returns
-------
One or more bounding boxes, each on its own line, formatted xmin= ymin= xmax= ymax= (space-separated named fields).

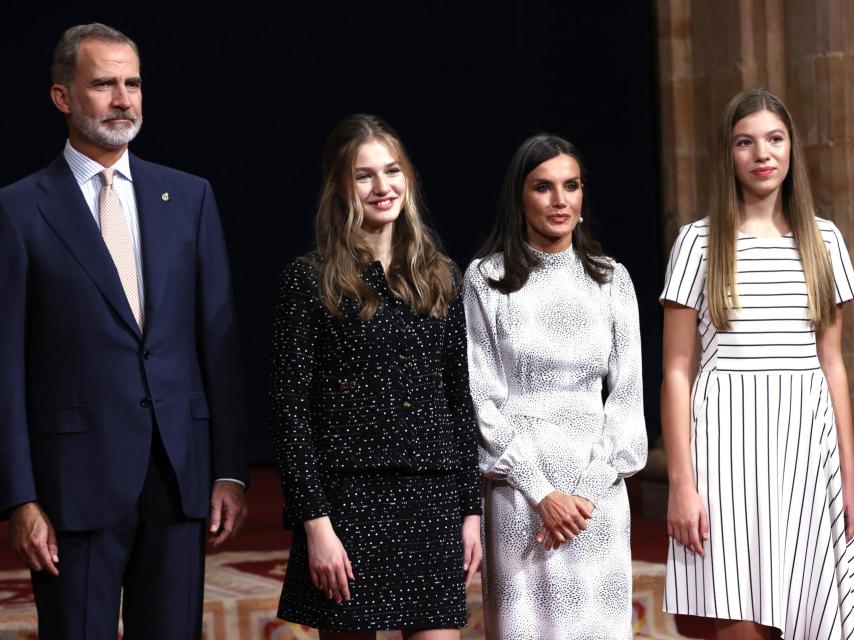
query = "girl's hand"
xmin=842 ymin=477 xmax=854 ymax=541
xmin=461 ymin=514 xmax=483 ymax=587
xmin=304 ymin=516 xmax=354 ymax=603
xmin=667 ymin=485 xmax=708 ymax=555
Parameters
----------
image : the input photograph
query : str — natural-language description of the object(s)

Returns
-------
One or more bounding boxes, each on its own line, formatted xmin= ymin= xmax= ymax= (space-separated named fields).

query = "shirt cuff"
xmin=215 ymin=477 xmax=246 ymax=489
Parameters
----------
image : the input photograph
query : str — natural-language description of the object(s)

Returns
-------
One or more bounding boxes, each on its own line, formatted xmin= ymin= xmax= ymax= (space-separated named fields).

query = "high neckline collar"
xmin=528 ymin=243 xmax=578 ymax=267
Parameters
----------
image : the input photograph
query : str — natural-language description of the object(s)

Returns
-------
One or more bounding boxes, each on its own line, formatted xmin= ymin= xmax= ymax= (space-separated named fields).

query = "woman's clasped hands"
xmin=535 ymin=491 xmax=594 ymax=550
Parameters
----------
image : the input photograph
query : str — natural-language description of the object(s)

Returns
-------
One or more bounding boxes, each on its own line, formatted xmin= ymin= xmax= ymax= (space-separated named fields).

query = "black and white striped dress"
xmin=661 ymin=217 xmax=854 ymax=638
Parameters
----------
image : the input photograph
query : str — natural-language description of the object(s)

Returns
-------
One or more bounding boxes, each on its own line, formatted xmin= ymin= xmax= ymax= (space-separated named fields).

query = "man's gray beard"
xmin=70 ymin=108 xmax=142 ymax=149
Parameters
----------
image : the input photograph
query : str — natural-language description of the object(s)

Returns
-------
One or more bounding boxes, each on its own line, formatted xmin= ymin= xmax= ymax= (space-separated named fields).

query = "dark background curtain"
xmin=0 ymin=2 xmax=663 ymax=460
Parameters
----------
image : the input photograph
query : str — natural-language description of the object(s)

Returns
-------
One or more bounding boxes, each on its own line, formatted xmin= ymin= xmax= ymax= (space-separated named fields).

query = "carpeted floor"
xmin=0 ymin=467 xmax=713 ymax=639
xmin=0 ymin=551 xmax=686 ymax=639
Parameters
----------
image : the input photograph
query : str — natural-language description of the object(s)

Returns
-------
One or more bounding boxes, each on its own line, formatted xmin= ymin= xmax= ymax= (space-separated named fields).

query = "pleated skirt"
xmin=278 ymin=471 xmax=468 ymax=631
xmin=664 ymin=370 xmax=854 ymax=638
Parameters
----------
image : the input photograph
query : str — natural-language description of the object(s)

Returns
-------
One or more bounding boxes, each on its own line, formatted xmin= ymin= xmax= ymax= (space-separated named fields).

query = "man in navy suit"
xmin=0 ymin=23 xmax=249 ymax=639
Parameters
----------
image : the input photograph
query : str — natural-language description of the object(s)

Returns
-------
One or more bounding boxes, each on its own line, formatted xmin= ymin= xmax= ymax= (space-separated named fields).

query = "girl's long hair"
xmin=708 ymin=88 xmax=835 ymax=330
xmin=475 ymin=133 xmax=612 ymax=293
xmin=306 ymin=114 xmax=455 ymax=321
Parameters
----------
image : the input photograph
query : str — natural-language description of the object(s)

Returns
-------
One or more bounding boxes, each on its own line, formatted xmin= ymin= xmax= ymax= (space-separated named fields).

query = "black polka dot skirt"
xmin=278 ymin=471 xmax=469 ymax=631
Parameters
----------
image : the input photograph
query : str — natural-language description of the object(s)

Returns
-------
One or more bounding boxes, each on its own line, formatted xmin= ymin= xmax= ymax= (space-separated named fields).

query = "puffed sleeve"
xmin=659 ymin=220 xmax=707 ymax=309
xmin=572 ymin=263 xmax=648 ymax=506
xmin=818 ymin=218 xmax=854 ymax=304
xmin=442 ymin=288 xmax=483 ymax=517
xmin=268 ymin=260 xmax=329 ymax=526
xmin=463 ymin=259 xmax=555 ymax=507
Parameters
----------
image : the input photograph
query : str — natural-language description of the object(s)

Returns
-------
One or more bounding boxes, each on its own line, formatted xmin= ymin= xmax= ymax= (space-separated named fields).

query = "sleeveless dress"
xmin=661 ymin=217 xmax=854 ymax=638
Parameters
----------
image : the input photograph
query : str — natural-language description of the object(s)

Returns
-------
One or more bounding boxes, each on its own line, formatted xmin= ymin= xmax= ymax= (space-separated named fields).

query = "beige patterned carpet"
xmin=0 ymin=552 xmax=688 ymax=639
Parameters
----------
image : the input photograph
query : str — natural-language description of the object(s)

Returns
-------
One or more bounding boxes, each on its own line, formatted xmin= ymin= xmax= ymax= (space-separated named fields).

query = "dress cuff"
xmin=572 ymin=460 xmax=618 ymax=507
xmin=506 ymin=459 xmax=555 ymax=507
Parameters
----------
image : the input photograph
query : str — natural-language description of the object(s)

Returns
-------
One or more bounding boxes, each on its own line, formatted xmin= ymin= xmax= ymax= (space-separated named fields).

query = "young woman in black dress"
xmin=268 ymin=114 xmax=482 ymax=639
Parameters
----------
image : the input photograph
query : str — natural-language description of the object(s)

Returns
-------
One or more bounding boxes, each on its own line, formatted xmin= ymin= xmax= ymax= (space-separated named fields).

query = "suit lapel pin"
xmin=161 ymin=192 xmax=170 ymax=202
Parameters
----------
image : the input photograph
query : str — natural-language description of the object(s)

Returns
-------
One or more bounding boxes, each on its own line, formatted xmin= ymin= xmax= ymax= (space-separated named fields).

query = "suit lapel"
xmin=37 ymin=156 xmax=141 ymax=337
xmin=131 ymin=154 xmax=177 ymax=332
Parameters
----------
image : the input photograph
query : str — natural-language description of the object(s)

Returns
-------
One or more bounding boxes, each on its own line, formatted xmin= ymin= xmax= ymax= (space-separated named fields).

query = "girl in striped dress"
xmin=661 ymin=88 xmax=854 ymax=639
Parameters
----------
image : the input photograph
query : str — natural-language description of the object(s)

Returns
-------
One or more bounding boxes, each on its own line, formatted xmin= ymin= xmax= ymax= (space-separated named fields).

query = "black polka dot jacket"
xmin=268 ymin=258 xmax=482 ymax=527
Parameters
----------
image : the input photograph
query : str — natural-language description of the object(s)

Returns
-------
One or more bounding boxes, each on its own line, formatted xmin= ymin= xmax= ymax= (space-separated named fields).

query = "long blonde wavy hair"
xmin=707 ymin=88 xmax=836 ymax=330
xmin=306 ymin=114 xmax=456 ymax=321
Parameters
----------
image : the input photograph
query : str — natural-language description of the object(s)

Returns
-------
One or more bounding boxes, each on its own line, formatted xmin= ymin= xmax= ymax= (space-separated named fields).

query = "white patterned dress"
xmin=661 ymin=217 xmax=854 ymax=638
xmin=464 ymin=246 xmax=648 ymax=640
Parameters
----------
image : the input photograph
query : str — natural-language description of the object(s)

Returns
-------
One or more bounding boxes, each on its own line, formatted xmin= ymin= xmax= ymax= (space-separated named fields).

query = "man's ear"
xmin=51 ymin=84 xmax=71 ymax=115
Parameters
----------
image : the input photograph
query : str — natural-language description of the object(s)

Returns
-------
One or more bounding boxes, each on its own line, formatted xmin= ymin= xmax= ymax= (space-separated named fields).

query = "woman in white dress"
xmin=463 ymin=134 xmax=648 ymax=640
xmin=661 ymin=88 xmax=854 ymax=639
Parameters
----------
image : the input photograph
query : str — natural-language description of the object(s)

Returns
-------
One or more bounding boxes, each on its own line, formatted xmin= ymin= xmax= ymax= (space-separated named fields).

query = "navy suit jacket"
xmin=0 ymin=153 xmax=249 ymax=531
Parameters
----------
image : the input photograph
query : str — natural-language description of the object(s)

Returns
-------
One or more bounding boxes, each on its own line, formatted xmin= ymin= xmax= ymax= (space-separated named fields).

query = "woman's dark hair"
xmin=476 ymin=134 xmax=612 ymax=293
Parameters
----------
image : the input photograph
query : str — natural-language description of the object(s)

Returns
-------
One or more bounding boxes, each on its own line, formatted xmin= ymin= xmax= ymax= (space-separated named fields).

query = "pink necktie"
xmin=99 ymin=169 xmax=143 ymax=329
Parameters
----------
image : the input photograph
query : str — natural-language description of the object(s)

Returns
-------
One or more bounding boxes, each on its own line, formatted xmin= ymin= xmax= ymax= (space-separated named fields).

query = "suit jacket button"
xmin=142 ymin=350 xmax=151 ymax=360
xmin=140 ymin=397 xmax=151 ymax=408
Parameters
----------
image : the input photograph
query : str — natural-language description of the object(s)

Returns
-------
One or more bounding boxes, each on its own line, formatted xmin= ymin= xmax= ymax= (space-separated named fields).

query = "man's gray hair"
xmin=52 ymin=23 xmax=139 ymax=85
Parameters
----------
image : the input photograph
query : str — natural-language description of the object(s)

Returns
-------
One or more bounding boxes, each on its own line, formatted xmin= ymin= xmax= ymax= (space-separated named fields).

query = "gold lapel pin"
xmin=161 ymin=192 xmax=170 ymax=202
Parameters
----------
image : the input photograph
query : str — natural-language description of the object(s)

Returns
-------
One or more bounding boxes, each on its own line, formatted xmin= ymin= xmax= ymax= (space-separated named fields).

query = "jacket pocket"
xmin=31 ymin=406 xmax=95 ymax=434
